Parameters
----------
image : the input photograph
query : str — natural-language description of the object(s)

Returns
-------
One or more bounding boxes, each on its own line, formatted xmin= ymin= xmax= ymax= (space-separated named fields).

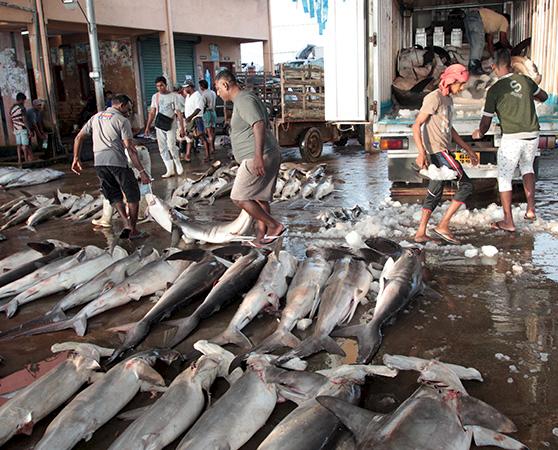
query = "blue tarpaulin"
xmin=292 ymin=0 xmax=329 ymax=34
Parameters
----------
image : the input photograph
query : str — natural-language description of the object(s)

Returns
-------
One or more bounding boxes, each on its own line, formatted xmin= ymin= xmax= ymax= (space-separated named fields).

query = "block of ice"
xmin=464 ymin=248 xmax=479 ymax=258
xmin=481 ymin=245 xmax=499 ymax=257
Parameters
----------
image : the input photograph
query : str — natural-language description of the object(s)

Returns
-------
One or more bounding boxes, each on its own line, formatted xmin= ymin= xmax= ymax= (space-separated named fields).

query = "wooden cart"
xmin=237 ymin=65 xmax=340 ymax=162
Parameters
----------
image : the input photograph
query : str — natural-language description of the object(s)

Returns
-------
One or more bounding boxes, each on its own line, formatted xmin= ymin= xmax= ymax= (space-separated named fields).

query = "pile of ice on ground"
xmin=292 ymin=199 xmax=558 ymax=249
xmin=419 ymin=164 xmax=457 ymax=180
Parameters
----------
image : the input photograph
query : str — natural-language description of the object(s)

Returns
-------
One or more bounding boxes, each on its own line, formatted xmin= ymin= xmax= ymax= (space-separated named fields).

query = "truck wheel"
xmin=356 ymin=125 xmax=365 ymax=146
xmin=299 ymin=127 xmax=323 ymax=162
xmin=333 ymin=136 xmax=348 ymax=147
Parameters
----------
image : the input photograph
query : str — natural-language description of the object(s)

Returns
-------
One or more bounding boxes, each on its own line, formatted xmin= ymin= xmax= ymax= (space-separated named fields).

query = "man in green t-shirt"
xmin=473 ymin=49 xmax=547 ymax=232
xmin=215 ymin=69 xmax=284 ymax=247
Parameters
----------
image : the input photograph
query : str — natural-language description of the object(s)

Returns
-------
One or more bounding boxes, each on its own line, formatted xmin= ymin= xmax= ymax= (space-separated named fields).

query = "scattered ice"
xmin=345 ymin=230 xmax=366 ymax=248
xmin=512 ymin=264 xmax=524 ymax=275
xmin=495 ymin=353 xmax=511 ymax=361
xmin=464 ymin=248 xmax=479 ymax=258
xmin=297 ymin=318 xmax=313 ymax=331
xmin=315 ymin=200 xmax=558 ymax=248
xmin=540 ymin=352 xmax=549 ymax=362
xmin=472 ymin=294 xmax=479 ymax=298
xmin=370 ymin=281 xmax=380 ymax=293
xmin=448 ymin=314 xmax=458 ymax=321
xmin=415 ymin=325 xmax=424 ymax=330
xmin=509 ymin=365 xmax=519 ymax=373
xmin=552 ymin=428 xmax=558 ymax=437
xmin=481 ymin=245 xmax=499 ymax=257
xmin=507 ymin=377 xmax=514 ymax=383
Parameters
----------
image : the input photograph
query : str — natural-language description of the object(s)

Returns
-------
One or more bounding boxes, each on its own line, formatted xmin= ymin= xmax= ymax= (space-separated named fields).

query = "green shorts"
xmin=203 ymin=110 xmax=217 ymax=128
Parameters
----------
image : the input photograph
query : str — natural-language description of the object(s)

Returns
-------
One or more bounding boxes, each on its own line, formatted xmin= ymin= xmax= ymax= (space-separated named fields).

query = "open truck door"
xmin=324 ymin=0 xmax=368 ymax=123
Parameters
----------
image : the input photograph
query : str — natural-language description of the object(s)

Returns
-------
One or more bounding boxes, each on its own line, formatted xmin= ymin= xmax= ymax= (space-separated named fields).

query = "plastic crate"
xmin=454 ymin=151 xmax=480 ymax=165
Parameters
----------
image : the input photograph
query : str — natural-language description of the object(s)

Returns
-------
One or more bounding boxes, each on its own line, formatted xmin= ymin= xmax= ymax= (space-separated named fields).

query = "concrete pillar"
xmin=35 ymin=0 xmax=62 ymax=152
xmin=263 ymin=0 xmax=274 ymax=72
xmin=160 ymin=0 xmax=176 ymax=86
xmin=131 ymin=36 xmax=145 ymax=128
xmin=263 ymin=40 xmax=273 ymax=72
xmin=27 ymin=24 xmax=47 ymax=100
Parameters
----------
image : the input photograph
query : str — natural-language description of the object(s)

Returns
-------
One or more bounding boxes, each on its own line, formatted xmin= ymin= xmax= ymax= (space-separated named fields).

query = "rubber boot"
xmin=162 ymin=158 xmax=175 ymax=178
xmin=171 ymin=148 xmax=184 ymax=176
xmin=92 ymin=198 xmax=113 ymax=228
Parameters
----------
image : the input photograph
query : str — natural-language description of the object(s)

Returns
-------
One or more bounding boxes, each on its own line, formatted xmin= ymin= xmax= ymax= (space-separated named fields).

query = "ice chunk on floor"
xmin=464 ymin=248 xmax=479 ymax=258
xmin=495 ymin=353 xmax=511 ymax=361
xmin=512 ymin=264 xmax=523 ymax=275
xmin=481 ymin=245 xmax=499 ymax=257
xmin=297 ymin=318 xmax=312 ymax=331
xmin=345 ymin=230 xmax=365 ymax=248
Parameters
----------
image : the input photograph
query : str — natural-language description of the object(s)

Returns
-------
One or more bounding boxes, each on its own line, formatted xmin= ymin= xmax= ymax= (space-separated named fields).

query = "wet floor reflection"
xmin=0 ymin=144 xmax=557 ymax=449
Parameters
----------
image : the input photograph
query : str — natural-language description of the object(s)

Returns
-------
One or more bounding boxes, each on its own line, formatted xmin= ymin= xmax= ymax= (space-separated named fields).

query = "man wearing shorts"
xmin=182 ymin=80 xmax=211 ymax=163
xmin=72 ymin=94 xmax=150 ymax=239
xmin=200 ymin=79 xmax=217 ymax=155
xmin=9 ymin=92 xmax=34 ymax=163
xmin=413 ymin=64 xmax=478 ymax=244
xmin=215 ymin=69 xmax=284 ymax=246
xmin=473 ymin=48 xmax=548 ymax=232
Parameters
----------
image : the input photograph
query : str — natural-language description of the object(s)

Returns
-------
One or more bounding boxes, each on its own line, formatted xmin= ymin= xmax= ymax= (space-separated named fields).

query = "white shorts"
xmin=497 ymin=136 xmax=539 ymax=192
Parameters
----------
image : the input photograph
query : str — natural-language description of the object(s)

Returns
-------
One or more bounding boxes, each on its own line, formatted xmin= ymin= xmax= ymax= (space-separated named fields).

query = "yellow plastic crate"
xmin=454 ymin=151 xmax=480 ymax=165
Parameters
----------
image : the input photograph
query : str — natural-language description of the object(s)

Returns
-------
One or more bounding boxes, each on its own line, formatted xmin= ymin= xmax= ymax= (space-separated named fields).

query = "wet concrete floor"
xmin=0 ymin=142 xmax=557 ymax=449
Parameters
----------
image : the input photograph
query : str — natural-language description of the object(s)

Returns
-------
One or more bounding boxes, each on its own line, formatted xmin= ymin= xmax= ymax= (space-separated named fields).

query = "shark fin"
xmin=316 ymin=396 xmax=385 ymax=446
xmin=211 ymin=327 xmax=253 ymax=349
xmin=117 ymin=406 xmax=151 ymax=421
xmin=460 ymin=396 xmax=517 ymax=433
xmin=332 ymin=324 xmax=379 ymax=364
xmin=467 ymin=425 xmax=529 ymax=450
xmin=27 ymin=241 xmax=55 ymax=255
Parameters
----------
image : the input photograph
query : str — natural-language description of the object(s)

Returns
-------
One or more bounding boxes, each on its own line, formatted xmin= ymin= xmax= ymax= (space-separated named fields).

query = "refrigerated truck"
xmin=324 ymin=0 xmax=558 ymax=184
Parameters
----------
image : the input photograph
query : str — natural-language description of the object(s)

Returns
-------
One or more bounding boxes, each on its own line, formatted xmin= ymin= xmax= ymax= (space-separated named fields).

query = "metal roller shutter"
xmin=174 ymin=37 xmax=196 ymax=86
xmin=139 ymin=37 xmax=163 ymax=113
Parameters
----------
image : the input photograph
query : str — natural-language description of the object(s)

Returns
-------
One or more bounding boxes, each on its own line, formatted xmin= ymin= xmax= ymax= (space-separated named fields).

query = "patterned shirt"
xmin=9 ymin=104 xmax=26 ymax=131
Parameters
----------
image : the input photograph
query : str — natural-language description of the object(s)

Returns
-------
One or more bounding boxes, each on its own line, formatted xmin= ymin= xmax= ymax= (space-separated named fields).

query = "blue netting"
xmin=292 ymin=0 xmax=329 ymax=34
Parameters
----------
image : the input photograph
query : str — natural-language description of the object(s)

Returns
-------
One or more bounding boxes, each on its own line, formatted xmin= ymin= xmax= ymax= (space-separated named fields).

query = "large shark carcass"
xmin=145 ymin=193 xmax=255 ymax=244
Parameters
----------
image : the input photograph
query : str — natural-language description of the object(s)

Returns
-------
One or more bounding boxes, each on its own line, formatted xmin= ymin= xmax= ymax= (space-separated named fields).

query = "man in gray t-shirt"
xmin=72 ymin=94 xmax=150 ymax=239
xmin=215 ymin=70 xmax=283 ymax=247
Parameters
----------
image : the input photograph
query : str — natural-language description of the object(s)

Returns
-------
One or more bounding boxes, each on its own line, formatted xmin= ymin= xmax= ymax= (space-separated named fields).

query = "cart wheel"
xmin=299 ymin=127 xmax=323 ymax=162
xmin=333 ymin=136 xmax=348 ymax=147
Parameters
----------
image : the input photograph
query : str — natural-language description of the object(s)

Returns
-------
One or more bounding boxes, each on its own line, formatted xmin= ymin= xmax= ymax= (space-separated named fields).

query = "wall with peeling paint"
xmin=0 ymin=32 xmax=31 ymax=147
xmin=50 ymin=38 xmax=137 ymax=133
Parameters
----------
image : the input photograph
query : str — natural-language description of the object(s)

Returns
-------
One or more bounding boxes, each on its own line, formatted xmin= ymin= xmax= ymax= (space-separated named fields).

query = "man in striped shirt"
xmin=9 ymin=92 xmax=34 ymax=162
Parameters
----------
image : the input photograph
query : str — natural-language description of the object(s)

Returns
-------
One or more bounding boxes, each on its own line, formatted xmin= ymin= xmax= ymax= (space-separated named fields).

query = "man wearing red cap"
xmin=413 ymin=64 xmax=479 ymax=244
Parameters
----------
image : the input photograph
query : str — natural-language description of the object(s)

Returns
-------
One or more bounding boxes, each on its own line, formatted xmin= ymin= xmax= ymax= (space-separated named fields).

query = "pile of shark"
xmin=0 ymin=190 xmax=106 ymax=233
xmin=0 ymin=167 xmax=65 ymax=189
xmin=0 ymin=233 xmax=529 ymax=449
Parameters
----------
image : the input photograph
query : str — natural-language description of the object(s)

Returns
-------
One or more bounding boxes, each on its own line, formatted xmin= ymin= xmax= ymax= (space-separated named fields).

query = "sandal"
xmin=490 ymin=222 xmax=515 ymax=233
xmin=243 ymin=240 xmax=265 ymax=249
xmin=432 ymin=229 xmax=460 ymax=245
xmin=262 ymin=227 xmax=288 ymax=245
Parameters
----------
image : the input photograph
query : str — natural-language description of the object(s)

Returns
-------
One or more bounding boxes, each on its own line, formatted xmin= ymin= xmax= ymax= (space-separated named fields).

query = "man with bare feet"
xmin=413 ymin=64 xmax=478 ymax=245
xmin=473 ymin=48 xmax=548 ymax=232
xmin=215 ymin=69 xmax=284 ymax=247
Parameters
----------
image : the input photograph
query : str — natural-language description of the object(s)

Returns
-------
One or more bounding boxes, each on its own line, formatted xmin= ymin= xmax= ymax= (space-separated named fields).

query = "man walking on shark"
xmin=214 ymin=69 xmax=285 ymax=247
